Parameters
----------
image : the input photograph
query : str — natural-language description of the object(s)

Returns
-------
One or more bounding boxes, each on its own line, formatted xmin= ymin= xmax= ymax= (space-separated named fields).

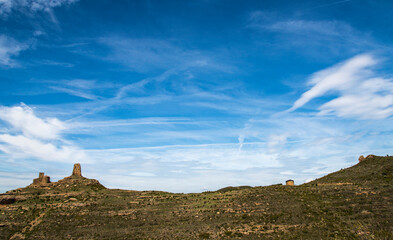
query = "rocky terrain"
xmin=0 ymin=155 xmax=392 ymax=239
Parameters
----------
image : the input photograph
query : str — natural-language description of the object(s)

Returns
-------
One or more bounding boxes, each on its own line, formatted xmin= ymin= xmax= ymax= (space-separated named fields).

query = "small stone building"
xmin=286 ymin=179 xmax=294 ymax=186
xmin=32 ymin=172 xmax=50 ymax=185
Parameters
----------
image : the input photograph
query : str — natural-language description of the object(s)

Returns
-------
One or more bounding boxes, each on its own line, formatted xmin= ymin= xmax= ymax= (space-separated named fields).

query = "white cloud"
xmin=74 ymin=107 xmax=393 ymax=193
xmin=288 ymin=54 xmax=393 ymax=119
xmin=0 ymin=0 xmax=78 ymax=15
xmin=99 ymin=37 xmax=198 ymax=72
xmin=265 ymin=20 xmax=352 ymax=37
xmin=44 ymin=79 xmax=118 ymax=100
xmin=0 ymin=35 xmax=28 ymax=67
xmin=319 ymin=93 xmax=393 ymax=119
xmin=49 ymin=86 xmax=99 ymax=100
xmin=249 ymin=13 xmax=359 ymax=42
xmin=249 ymin=12 xmax=348 ymax=36
xmin=79 ymin=129 xmax=382 ymax=193
xmin=267 ymin=133 xmax=288 ymax=152
xmin=0 ymin=134 xmax=87 ymax=162
xmin=280 ymin=170 xmax=295 ymax=175
xmin=33 ymin=30 xmax=45 ymax=36
xmin=0 ymin=103 xmax=65 ymax=139
xmin=288 ymin=54 xmax=375 ymax=111
xmin=130 ymin=172 xmax=155 ymax=177
xmin=87 ymin=143 xmax=282 ymax=171
xmin=248 ymin=14 xmax=376 ymax=58
xmin=69 ymin=117 xmax=193 ymax=130
xmin=0 ymin=103 xmax=87 ymax=163
xmin=1 ymin=105 xmax=392 ymax=192
xmin=98 ymin=37 xmax=234 ymax=74
xmin=79 ymin=143 xmax=285 ymax=192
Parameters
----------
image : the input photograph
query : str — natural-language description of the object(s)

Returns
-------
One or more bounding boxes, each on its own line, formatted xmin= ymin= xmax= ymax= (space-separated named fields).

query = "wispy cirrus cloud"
xmin=68 ymin=117 xmax=195 ymax=129
xmin=248 ymin=12 xmax=377 ymax=57
xmin=0 ymin=35 xmax=28 ymax=67
xmin=42 ymin=39 xmax=241 ymax=119
xmin=99 ymin=37 xmax=201 ymax=73
xmin=288 ymin=54 xmax=375 ymax=111
xmin=262 ymin=19 xmax=352 ymax=37
xmin=98 ymin=37 xmax=234 ymax=73
xmin=249 ymin=11 xmax=354 ymax=36
xmin=288 ymin=54 xmax=393 ymax=119
xmin=39 ymin=79 xmax=117 ymax=100
xmin=49 ymin=86 xmax=99 ymax=100
xmin=0 ymin=0 xmax=78 ymax=16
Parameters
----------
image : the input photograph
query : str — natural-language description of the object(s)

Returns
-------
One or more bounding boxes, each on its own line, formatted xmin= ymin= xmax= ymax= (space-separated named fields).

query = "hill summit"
xmin=24 ymin=163 xmax=105 ymax=192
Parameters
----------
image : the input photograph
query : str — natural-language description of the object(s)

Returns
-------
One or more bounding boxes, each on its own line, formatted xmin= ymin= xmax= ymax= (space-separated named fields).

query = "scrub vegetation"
xmin=1 ymin=156 xmax=392 ymax=239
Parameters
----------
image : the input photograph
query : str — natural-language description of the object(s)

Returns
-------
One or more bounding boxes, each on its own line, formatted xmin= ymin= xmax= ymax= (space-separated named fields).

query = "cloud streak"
xmin=0 ymin=134 xmax=86 ymax=162
xmin=248 ymin=14 xmax=378 ymax=58
xmin=99 ymin=37 xmax=202 ymax=73
xmin=0 ymin=35 xmax=28 ymax=67
xmin=288 ymin=54 xmax=393 ymax=119
xmin=0 ymin=0 xmax=78 ymax=16
xmin=288 ymin=54 xmax=375 ymax=111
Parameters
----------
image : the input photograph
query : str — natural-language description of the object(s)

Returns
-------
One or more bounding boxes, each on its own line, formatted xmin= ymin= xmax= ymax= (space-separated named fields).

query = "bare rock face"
xmin=366 ymin=154 xmax=375 ymax=160
xmin=359 ymin=154 xmax=376 ymax=163
xmin=72 ymin=163 xmax=82 ymax=177
xmin=0 ymin=195 xmax=16 ymax=205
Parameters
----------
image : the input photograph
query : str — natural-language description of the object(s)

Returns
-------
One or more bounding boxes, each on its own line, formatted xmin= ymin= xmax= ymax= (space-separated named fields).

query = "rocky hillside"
xmin=310 ymin=155 xmax=393 ymax=185
xmin=0 ymin=156 xmax=392 ymax=239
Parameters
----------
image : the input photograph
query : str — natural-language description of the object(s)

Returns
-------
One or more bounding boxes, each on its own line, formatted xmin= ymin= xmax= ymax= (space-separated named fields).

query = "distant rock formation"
xmin=72 ymin=163 xmax=82 ymax=177
xmin=359 ymin=154 xmax=375 ymax=163
xmin=366 ymin=154 xmax=375 ymax=160
xmin=32 ymin=172 xmax=50 ymax=185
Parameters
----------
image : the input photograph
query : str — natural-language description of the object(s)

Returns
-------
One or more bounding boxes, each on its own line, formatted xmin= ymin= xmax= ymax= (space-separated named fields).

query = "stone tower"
xmin=358 ymin=155 xmax=365 ymax=163
xmin=72 ymin=163 xmax=82 ymax=177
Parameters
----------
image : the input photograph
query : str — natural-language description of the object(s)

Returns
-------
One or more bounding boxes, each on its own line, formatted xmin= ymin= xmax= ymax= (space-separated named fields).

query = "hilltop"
xmin=0 ymin=155 xmax=392 ymax=239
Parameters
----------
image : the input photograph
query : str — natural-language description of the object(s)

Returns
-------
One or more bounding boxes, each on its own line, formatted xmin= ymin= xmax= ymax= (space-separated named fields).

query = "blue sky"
xmin=1 ymin=0 xmax=393 ymax=193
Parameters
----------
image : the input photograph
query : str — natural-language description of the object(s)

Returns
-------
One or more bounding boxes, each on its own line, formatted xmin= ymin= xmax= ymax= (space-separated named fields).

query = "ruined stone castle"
xmin=32 ymin=172 xmax=50 ymax=185
xmin=31 ymin=163 xmax=82 ymax=186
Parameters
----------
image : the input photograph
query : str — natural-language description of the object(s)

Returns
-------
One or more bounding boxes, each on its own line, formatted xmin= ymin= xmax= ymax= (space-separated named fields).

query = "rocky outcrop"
xmin=359 ymin=154 xmax=376 ymax=163
xmin=366 ymin=154 xmax=375 ymax=160
xmin=0 ymin=195 xmax=16 ymax=205
xmin=55 ymin=175 xmax=104 ymax=189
